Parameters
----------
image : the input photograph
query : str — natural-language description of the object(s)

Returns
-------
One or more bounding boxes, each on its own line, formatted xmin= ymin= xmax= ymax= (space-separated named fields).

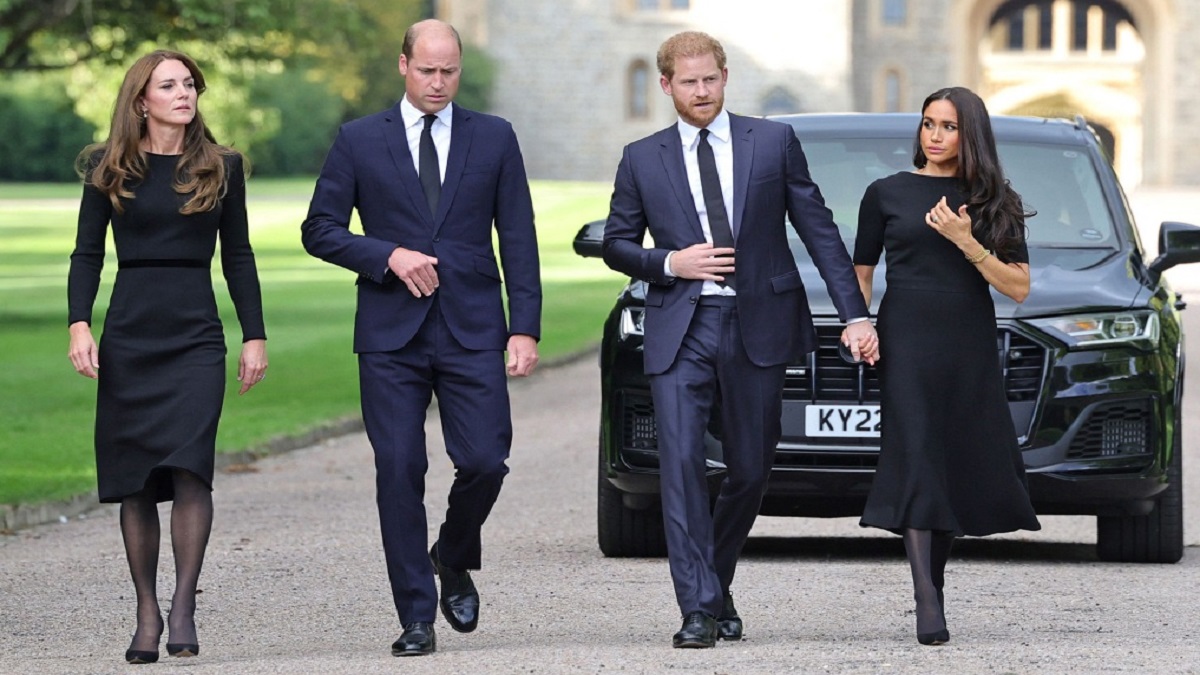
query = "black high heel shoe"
xmin=914 ymin=596 xmax=950 ymax=646
xmin=917 ymin=627 xmax=950 ymax=646
xmin=125 ymin=615 xmax=163 ymax=664
xmin=166 ymin=643 xmax=199 ymax=657
xmin=166 ymin=609 xmax=199 ymax=657
xmin=124 ymin=648 xmax=159 ymax=665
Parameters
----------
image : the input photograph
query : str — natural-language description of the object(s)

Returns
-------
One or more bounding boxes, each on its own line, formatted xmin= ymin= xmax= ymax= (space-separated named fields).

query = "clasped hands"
xmin=841 ymin=321 xmax=879 ymax=365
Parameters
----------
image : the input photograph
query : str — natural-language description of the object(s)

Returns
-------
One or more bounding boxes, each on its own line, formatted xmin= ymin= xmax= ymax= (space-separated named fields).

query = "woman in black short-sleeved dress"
xmin=851 ymin=87 xmax=1040 ymax=646
xmin=67 ymin=50 xmax=267 ymax=665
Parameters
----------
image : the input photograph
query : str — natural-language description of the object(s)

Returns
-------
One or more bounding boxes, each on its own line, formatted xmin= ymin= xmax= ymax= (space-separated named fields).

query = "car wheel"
xmin=1095 ymin=426 xmax=1184 ymax=564
xmin=597 ymin=453 xmax=667 ymax=558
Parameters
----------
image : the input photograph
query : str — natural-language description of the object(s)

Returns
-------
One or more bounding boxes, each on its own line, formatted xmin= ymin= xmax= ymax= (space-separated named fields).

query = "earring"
xmin=141 ymin=109 xmax=148 ymax=119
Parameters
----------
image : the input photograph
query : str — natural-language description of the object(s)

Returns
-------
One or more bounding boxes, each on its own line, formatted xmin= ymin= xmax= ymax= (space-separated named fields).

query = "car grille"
xmin=1067 ymin=399 xmax=1154 ymax=460
xmin=620 ymin=392 xmax=658 ymax=451
xmin=784 ymin=325 xmax=1047 ymax=404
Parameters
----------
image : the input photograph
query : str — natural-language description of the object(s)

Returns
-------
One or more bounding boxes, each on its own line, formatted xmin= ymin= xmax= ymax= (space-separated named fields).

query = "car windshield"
xmin=796 ymin=137 xmax=1118 ymax=250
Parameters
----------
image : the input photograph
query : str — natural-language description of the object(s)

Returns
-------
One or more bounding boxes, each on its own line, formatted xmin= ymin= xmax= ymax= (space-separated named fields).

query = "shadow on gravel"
xmin=742 ymin=536 xmax=1098 ymax=563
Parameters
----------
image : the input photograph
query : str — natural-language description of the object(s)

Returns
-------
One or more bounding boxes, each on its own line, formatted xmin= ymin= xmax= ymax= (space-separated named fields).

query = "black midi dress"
xmin=853 ymin=172 xmax=1040 ymax=537
xmin=68 ymin=152 xmax=265 ymax=503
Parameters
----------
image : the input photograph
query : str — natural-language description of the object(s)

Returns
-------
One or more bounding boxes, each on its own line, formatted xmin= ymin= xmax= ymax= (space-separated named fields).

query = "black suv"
xmin=574 ymin=113 xmax=1200 ymax=564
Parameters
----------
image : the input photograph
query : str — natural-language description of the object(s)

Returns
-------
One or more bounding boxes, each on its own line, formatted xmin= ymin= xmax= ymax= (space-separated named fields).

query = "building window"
xmin=1036 ymin=2 xmax=1052 ymax=50
xmin=628 ymin=60 xmax=651 ymax=119
xmin=882 ymin=0 xmax=907 ymax=26
xmin=883 ymin=71 xmax=902 ymax=112
xmin=670 ymin=0 xmax=690 ymax=8
xmin=993 ymin=0 xmax=1136 ymax=53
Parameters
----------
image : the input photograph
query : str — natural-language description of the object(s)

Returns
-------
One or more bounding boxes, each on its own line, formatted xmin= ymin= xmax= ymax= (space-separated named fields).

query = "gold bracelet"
xmin=965 ymin=248 xmax=991 ymax=264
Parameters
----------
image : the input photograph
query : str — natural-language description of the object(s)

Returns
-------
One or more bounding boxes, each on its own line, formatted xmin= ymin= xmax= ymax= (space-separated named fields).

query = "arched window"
xmin=628 ymin=60 xmax=651 ymax=119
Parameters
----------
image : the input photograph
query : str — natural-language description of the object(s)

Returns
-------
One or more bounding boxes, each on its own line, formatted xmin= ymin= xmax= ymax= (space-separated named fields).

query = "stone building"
xmin=439 ymin=0 xmax=1200 ymax=187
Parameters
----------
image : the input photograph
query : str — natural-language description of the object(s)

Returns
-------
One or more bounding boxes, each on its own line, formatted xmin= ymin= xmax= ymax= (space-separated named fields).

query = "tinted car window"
xmin=998 ymin=142 xmax=1116 ymax=248
xmin=794 ymin=138 xmax=1118 ymax=250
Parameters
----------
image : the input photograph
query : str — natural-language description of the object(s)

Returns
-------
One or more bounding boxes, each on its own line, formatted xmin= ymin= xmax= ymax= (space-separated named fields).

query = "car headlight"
xmin=619 ymin=307 xmax=645 ymax=338
xmin=1028 ymin=311 xmax=1160 ymax=350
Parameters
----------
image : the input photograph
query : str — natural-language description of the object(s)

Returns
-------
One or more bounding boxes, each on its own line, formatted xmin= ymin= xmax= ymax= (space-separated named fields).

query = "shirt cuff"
xmin=663 ymin=251 xmax=676 ymax=279
xmin=846 ymin=316 xmax=870 ymax=324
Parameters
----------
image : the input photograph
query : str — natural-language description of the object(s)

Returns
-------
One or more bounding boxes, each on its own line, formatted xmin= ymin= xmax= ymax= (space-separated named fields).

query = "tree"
xmin=0 ymin=0 xmax=371 ymax=72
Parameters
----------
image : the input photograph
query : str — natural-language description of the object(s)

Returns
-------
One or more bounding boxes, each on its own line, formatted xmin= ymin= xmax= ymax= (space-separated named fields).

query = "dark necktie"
xmin=697 ymin=128 xmax=735 ymax=289
xmin=419 ymin=113 xmax=441 ymax=214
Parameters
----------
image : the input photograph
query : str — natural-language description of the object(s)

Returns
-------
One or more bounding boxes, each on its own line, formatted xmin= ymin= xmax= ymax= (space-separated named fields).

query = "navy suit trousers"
xmin=358 ymin=296 xmax=512 ymax=625
xmin=649 ymin=296 xmax=785 ymax=618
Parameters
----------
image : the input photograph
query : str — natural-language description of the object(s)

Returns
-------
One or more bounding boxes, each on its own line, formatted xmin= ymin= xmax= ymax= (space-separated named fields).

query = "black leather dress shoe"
xmin=717 ymin=592 xmax=743 ymax=641
xmin=672 ymin=611 xmax=717 ymax=648
xmin=430 ymin=542 xmax=479 ymax=633
xmin=391 ymin=622 xmax=436 ymax=656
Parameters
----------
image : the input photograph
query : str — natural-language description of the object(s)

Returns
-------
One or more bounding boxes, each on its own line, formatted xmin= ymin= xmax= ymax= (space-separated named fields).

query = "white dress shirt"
xmin=666 ymin=109 xmax=736 ymax=296
xmin=400 ymin=96 xmax=451 ymax=184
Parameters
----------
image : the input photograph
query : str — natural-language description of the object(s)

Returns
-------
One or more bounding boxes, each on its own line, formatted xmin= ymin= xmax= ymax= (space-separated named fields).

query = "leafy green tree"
xmin=0 ymin=73 xmax=95 ymax=180
xmin=0 ymin=0 xmax=367 ymax=72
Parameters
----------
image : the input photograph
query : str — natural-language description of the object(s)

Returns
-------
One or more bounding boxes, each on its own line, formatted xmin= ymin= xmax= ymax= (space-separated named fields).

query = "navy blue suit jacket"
xmin=302 ymin=102 xmax=541 ymax=353
xmin=603 ymin=114 xmax=867 ymax=375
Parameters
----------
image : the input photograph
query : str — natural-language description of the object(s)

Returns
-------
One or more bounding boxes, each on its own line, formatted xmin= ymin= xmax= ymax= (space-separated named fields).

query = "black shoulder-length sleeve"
xmin=853 ymin=180 xmax=885 ymax=266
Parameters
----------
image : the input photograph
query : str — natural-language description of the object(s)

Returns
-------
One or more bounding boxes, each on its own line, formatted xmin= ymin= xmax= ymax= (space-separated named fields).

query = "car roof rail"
xmin=1074 ymin=114 xmax=1089 ymax=131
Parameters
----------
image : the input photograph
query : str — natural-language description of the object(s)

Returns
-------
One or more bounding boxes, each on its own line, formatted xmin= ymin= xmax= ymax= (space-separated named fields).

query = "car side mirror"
xmin=1148 ymin=221 xmax=1200 ymax=280
xmin=573 ymin=220 xmax=606 ymax=259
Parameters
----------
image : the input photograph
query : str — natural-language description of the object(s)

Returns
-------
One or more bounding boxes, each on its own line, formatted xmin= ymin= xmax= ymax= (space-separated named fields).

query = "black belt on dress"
xmin=118 ymin=258 xmax=210 ymax=269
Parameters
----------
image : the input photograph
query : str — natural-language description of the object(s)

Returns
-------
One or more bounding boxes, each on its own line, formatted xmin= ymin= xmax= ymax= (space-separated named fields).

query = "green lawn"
xmin=0 ymin=178 xmax=622 ymax=505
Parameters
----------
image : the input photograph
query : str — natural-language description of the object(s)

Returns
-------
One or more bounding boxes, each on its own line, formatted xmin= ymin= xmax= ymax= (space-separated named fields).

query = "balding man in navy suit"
xmin=603 ymin=31 xmax=878 ymax=648
xmin=302 ymin=19 xmax=540 ymax=657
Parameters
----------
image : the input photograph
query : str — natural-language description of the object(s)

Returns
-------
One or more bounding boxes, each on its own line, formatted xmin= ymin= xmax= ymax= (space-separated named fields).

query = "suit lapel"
xmin=657 ymin=126 xmax=706 ymax=242
xmin=432 ymin=105 xmax=473 ymax=236
xmin=382 ymin=103 xmax=435 ymax=225
xmin=730 ymin=113 xmax=754 ymax=240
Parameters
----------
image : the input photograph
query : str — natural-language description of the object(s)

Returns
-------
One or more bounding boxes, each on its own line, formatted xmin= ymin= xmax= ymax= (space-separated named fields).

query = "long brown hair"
xmin=75 ymin=49 xmax=238 ymax=215
xmin=912 ymin=87 xmax=1030 ymax=258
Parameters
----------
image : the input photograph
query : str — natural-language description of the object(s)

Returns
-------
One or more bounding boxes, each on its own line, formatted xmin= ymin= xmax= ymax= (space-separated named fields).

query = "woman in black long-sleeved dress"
xmin=851 ymin=87 xmax=1041 ymax=646
xmin=67 ymin=50 xmax=267 ymax=664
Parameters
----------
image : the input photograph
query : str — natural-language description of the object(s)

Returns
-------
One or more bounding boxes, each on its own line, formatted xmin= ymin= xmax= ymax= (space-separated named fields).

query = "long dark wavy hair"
xmin=75 ymin=49 xmax=239 ymax=215
xmin=912 ymin=87 xmax=1030 ymax=258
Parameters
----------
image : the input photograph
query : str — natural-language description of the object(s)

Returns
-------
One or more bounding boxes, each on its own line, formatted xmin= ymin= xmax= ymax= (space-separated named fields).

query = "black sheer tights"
xmin=120 ymin=469 xmax=212 ymax=652
xmin=902 ymin=529 xmax=955 ymax=636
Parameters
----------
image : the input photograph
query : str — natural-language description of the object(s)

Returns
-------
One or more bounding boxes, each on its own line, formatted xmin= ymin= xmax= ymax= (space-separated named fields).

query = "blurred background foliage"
xmin=0 ymin=0 xmax=494 ymax=178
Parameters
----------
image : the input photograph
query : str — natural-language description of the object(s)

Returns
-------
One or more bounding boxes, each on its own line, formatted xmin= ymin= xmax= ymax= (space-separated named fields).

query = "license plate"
xmin=804 ymin=404 xmax=881 ymax=438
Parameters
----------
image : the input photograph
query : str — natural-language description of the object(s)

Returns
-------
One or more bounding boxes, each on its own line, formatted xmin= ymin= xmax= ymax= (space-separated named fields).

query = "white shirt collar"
xmin=677 ymin=109 xmax=731 ymax=147
xmin=400 ymin=97 xmax=453 ymax=130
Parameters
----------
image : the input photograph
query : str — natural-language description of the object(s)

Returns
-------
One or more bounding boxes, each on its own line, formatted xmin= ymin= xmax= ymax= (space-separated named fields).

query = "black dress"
xmin=68 ymin=152 xmax=265 ymax=503
xmin=853 ymin=172 xmax=1040 ymax=536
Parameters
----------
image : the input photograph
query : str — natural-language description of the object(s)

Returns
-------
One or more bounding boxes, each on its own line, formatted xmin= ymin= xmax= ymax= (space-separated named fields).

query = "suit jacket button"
xmin=433 ymin=237 xmax=441 ymax=242
xmin=689 ymin=296 xmax=698 ymax=304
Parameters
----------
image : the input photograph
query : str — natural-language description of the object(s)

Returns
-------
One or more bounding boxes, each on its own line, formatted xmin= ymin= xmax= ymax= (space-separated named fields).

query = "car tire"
xmin=597 ymin=454 xmax=667 ymax=558
xmin=1095 ymin=427 xmax=1184 ymax=564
